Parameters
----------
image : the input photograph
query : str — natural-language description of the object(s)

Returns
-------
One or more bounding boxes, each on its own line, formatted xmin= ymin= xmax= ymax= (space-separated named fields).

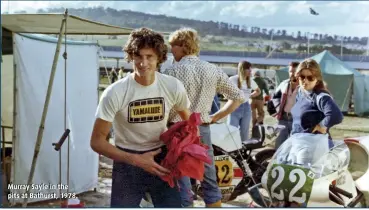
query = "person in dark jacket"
xmin=268 ymin=61 xmax=300 ymax=149
xmin=251 ymin=70 xmax=269 ymax=126
xmin=290 ymin=58 xmax=343 ymax=148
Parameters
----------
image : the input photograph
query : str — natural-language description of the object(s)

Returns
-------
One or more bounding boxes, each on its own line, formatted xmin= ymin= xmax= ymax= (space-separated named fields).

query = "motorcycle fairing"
xmin=344 ymin=137 xmax=369 ymax=206
xmin=265 ymin=163 xmax=314 ymax=205
xmin=210 ymin=123 xmax=243 ymax=152
xmin=214 ymin=155 xmax=234 ymax=187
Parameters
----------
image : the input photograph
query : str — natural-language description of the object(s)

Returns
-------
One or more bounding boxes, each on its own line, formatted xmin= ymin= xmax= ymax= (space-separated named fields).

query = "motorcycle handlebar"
xmin=329 ymin=184 xmax=353 ymax=199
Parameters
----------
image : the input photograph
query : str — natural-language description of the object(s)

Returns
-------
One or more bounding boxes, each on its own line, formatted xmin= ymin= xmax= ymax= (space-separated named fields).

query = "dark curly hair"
xmin=123 ymin=28 xmax=168 ymax=67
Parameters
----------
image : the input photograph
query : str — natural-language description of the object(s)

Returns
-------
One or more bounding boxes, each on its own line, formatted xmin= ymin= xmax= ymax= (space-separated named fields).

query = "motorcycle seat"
xmin=243 ymin=138 xmax=262 ymax=149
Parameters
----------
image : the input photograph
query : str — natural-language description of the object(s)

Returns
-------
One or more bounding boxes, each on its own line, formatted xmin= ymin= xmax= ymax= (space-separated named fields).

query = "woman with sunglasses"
xmin=227 ymin=61 xmax=261 ymax=142
xmin=290 ymin=58 xmax=343 ymax=148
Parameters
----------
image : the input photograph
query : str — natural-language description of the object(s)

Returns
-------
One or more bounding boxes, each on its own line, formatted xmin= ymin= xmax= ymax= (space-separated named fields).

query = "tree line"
xmin=26 ymin=6 xmax=368 ymax=46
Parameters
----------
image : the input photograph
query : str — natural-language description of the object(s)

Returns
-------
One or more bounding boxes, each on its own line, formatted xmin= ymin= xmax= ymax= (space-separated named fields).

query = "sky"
xmin=1 ymin=1 xmax=369 ymax=38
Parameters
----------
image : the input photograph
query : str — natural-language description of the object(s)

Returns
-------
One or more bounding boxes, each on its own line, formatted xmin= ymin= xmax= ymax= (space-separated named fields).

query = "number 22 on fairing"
xmin=266 ymin=164 xmax=314 ymax=204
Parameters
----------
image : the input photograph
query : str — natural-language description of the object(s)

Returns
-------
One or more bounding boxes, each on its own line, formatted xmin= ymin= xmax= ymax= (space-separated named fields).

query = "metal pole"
xmin=22 ymin=9 xmax=68 ymax=207
xmin=11 ymin=32 xmax=17 ymax=206
xmin=63 ymin=9 xmax=70 ymax=196
xmin=307 ymin=32 xmax=310 ymax=56
xmin=366 ymin=36 xmax=369 ymax=56
xmin=269 ymin=32 xmax=273 ymax=55
xmin=341 ymin=36 xmax=343 ymax=58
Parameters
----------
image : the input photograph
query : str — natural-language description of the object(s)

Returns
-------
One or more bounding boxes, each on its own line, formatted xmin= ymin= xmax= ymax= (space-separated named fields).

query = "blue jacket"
xmin=291 ymin=87 xmax=343 ymax=136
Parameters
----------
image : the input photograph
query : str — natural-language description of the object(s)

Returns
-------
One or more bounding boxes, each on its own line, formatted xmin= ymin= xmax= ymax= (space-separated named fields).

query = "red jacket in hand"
xmin=159 ymin=113 xmax=212 ymax=188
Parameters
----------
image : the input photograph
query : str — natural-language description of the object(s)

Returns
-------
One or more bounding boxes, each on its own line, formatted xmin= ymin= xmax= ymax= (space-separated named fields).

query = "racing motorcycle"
xmin=191 ymin=123 xmax=282 ymax=202
xmin=140 ymin=123 xmax=283 ymax=207
xmin=248 ymin=133 xmax=369 ymax=207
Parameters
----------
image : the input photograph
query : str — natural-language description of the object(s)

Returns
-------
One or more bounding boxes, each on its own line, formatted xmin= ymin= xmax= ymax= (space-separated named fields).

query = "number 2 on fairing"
xmin=269 ymin=166 xmax=309 ymax=203
xmin=214 ymin=156 xmax=234 ymax=187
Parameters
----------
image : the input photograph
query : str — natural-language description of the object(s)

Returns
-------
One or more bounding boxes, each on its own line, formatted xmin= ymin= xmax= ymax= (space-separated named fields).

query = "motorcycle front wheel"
xmin=228 ymin=148 xmax=275 ymax=201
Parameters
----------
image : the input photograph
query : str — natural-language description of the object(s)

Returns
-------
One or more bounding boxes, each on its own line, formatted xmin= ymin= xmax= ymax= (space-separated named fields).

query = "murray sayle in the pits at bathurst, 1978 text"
xmin=7 ymin=183 xmax=77 ymax=200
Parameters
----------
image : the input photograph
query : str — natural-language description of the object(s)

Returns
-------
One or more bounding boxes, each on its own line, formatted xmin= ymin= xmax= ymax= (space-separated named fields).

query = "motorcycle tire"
xmin=248 ymin=185 xmax=271 ymax=207
xmin=228 ymin=148 xmax=275 ymax=201
xmin=253 ymin=148 xmax=275 ymax=183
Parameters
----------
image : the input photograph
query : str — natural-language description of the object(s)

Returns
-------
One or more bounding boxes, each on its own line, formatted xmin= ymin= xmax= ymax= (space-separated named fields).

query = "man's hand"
xmin=312 ymin=124 xmax=327 ymax=134
xmin=131 ymin=148 xmax=170 ymax=177
xmin=209 ymin=114 xmax=219 ymax=124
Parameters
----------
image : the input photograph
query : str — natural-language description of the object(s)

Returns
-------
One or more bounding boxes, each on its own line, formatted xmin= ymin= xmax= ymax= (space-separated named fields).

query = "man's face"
xmin=289 ymin=66 xmax=297 ymax=82
xmin=171 ymin=44 xmax=185 ymax=62
xmin=132 ymin=47 xmax=159 ymax=77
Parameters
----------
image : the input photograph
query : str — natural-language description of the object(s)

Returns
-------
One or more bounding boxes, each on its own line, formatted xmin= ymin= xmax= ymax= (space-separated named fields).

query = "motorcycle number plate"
xmin=266 ymin=164 xmax=314 ymax=205
xmin=214 ymin=155 xmax=234 ymax=187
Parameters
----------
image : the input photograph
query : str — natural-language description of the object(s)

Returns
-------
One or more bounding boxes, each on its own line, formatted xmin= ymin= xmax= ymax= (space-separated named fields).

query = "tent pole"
xmin=98 ymin=45 xmax=112 ymax=84
xmin=63 ymin=8 xmax=70 ymax=196
xmin=342 ymin=77 xmax=354 ymax=112
xmin=22 ymin=10 xmax=68 ymax=207
xmin=10 ymin=32 xmax=17 ymax=206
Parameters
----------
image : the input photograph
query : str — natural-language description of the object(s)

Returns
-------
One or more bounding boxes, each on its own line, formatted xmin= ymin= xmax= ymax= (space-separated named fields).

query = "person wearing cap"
xmin=251 ymin=70 xmax=269 ymax=126
xmin=268 ymin=61 xmax=300 ymax=149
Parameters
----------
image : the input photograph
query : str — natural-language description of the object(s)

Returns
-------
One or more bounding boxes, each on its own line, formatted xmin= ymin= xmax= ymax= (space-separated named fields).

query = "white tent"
xmin=1 ymin=12 xmax=134 ymax=206
xmin=2 ymin=33 xmax=99 ymax=204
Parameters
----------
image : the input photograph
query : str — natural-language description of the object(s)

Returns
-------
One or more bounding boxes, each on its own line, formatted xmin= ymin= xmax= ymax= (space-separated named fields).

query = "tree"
xmin=282 ymin=30 xmax=287 ymax=36
xmin=265 ymin=45 xmax=271 ymax=52
xmin=297 ymin=31 xmax=302 ymax=39
xmin=281 ymin=41 xmax=291 ymax=50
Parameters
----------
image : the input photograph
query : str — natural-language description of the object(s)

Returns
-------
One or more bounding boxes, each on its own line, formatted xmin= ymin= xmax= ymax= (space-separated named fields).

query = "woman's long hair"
xmin=295 ymin=58 xmax=330 ymax=94
xmin=237 ymin=61 xmax=252 ymax=89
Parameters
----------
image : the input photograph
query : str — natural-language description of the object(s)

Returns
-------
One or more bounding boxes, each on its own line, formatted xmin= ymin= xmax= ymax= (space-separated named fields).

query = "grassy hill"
xmin=38 ymin=7 xmax=366 ymax=55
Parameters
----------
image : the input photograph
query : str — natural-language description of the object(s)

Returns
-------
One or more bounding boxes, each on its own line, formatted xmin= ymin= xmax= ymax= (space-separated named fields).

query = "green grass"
xmin=71 ymin=35 xmax=300 ymax=53
xmin=100 ymin=77 xmax=110 ymax=85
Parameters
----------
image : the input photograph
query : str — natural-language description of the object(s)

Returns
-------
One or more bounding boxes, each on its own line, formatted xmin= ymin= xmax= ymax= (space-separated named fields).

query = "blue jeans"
xmin=227 ymin=102 xmax=252 ymax=142
xmin=275 ymin=120 xmax=293 ymax=149
xmin=178 ymin=125 xmax=222 ymax=206
xmin=110 ymin=146 xmax=182 ymax=207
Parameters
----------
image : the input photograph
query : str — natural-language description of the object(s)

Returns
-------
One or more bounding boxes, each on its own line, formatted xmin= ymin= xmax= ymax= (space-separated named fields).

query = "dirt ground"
xmin=18 ymin=105 xmax=369 ymax=208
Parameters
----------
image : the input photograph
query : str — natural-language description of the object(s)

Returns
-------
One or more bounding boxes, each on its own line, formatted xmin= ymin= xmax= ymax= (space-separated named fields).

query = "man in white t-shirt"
xmin=90 ymin=28 xmax=191 ymax=208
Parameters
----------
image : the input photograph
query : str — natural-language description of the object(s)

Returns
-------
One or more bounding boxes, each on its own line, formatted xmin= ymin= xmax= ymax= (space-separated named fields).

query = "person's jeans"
xmin=227 ymin=102 xmax=252 ymax=142
xmin=110 ymin=146 xmax=182 ymax=208
xmin=275 ymin=119 xmax=293 ymax=149
xmin=178 ymin=125 xmax=222 ymax=206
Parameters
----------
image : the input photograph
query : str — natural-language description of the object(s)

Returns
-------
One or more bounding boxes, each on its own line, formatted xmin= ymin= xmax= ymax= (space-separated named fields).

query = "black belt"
xmin=167 ymin=122 xmax=211 ymax=128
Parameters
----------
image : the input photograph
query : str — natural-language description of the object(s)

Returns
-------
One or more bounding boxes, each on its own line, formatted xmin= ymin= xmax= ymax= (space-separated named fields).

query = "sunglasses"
xmin=299 ymin=75 xmax=315 ymax=82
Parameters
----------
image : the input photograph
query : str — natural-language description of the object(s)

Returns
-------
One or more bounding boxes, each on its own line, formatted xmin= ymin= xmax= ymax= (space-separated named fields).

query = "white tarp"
xmin=1 ymin=55 xmax=14 ymax=147
xmin=7 ymin=34 xmax=99 ymax=203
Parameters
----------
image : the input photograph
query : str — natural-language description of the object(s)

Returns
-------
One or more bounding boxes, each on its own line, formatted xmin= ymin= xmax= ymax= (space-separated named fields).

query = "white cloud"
xmin=1 ymin=1 xmax=369 ymax=37
xmin=219 ymin=1 xmax=279 ymax=18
